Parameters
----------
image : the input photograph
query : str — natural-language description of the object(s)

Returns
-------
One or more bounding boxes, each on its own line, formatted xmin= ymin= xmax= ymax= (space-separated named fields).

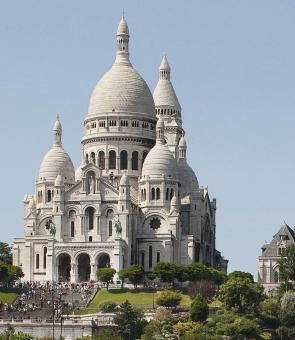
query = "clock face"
xmin=150 ymin=217 xmax=161 ymax=231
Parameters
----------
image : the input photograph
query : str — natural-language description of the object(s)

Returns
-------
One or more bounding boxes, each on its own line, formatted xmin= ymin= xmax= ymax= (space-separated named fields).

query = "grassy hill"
xmin=0 ymin=288 xmax=20 ymax=304
xmin=75 ymin=288 xmax=192 ymax=315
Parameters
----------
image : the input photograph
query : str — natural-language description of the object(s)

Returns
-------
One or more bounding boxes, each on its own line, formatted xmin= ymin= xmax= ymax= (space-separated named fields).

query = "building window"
xmin=150 ymin=217 xmax=161 ymax=230
xmin=36 ymin=254 xmax=39 ymax=269
xmin=170 ymin=188 xmax=174 ymax=200
xmin=157 ymin=252 xmax=160 ymax=263
xmin=166 ymin=188 xmax=169 ymax=201
xmin=71 ymin=221 xmax=75 ymax=237
xmin=109 ymin=120 xmax=117 ymax=127
xmin=47 ymin=190 xmax=52 ymax=202
xmin=132 ymin=151 xmax=138 ymax=170
xmin=141 ymin=252 xmax=145 ymax=268
xmin=149 ymin=246 xmax=153 ymax=268
xmin=98 ymin=151 xmax=105 ymax=169
xmin=89 ymin=236 xmax=92 ymax=242
xmin=86 ymin=207 xmax=95 ymax=230
xmin=156 ymin=188 xmax=160 ymax=200
xmin=43 ymin=247 xmax=47 ymax=269
xmin=120 ymin=150 xmax=128 ymax=170
xmin=274 ymin=271 xmax=279 ymax=283
xmin=151 ymin=188 xmax=155 ymax=200
xmin=99 ymin=120 xmax=106 ymax=127
xmin=109 ymin=220 xmax=113 ymax=236
xmin=109 ymin=150 xmax=116 ymax=169
xmin=90 ymin=152 xmax=96 ymax=164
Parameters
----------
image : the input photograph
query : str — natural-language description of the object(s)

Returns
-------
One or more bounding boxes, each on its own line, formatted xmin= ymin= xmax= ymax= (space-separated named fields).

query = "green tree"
xmin=278 ymin=244 xmax=295 ymax=283
xmin=118 ymin=268 xmax=129 ymax=288
xmin=280 ymin=291 xmax=295 ymax=329
xmin=96 ymin=268 xmax=116 ymax=290
xmin=98 ymin=301 xmax=117 ymax=313
xmin=93 ymin=327 xmax=122 ymax=340
xmin=185 ymin=263 xmax=210 ymax=282
xmin=0 ymin=243 xmax=12 ymax=265
xmin=156 ymin=290 xmax=182 ymax=308
xmin=141 ymin=320 xmax=162 ymax=340
xmin=119 ymin=265 xmax=144 ymax=289
xmin=259 ymin=297 xmax=280 ymax=329
xmin=7 ymin=265 xmax=24 ymax=284
xmin=0 ymin=262 xmax=8 ymax=283
xmin=153 ymin=262 xmax=177 ymax=283
xmin=218 ymin=276 xmax=264 ymax=314
xmin=228 ymin=270 xmax=254 ymax=282
xmin=113 ymin=300 xmax=146 ymax=340
xmin=190 ymin=294 xmax=209 ymax=322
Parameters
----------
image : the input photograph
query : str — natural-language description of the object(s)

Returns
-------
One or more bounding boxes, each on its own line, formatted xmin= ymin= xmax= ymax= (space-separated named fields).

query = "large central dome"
xmin=87 ymin=17 xmax=155 ymax=118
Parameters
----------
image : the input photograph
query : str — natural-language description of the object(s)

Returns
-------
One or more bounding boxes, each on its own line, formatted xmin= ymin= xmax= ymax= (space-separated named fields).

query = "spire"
xmin=53 ymin=115 xmax=62 ymax=147
xmin=116 ymin=15 xmax=130 ymax=65
xmin=159 ymin=54 xmax=171 ymax=80
xmin=156 ymin=117 xmax=165 ymax=143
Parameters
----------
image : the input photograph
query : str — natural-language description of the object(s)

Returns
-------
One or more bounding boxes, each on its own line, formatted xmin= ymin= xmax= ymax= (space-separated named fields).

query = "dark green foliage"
xmin=278 ymin=244 xmax=295 ymax=282
xmin=96 ymin=268 xmax=116 ymax=290
xmin=155 ymin=290 xmax=182 ymax=307
xmin=98 ymin=301 xmax=117 ymax=313
xmin=259 ymin=297 xmax=280 ymax=329
xmin=0 ymin=243 xmax=12 ymax=265
xmin=280 ymin=291 xmax=295 ymax=328
xmin=93 ymin=327 xmax=122 ymax=340
xmin=118 ymin=265 xmax=144 ymax=288
xmin=0 ymin=261 xmax=23 ymax=285
xmin=153 ymin=262 xmax=178 ymax=283
xmin=218 ymin=275 xmax=264 ymax=314
xmin=141 ymin=320 xmax=162 ymax=340
xmin=228 ymin=270 xmax=254 ymax=283
xmin=113 ymin=300 xmax=146 ymax=340
xmin=190 ymin=294 xmax=209 ymax=322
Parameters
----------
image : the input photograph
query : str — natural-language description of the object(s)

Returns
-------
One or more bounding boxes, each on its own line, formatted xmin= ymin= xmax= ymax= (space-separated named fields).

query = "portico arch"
xmin=77 ymin=253 xmax=91 ymax=282
xmin=57 ymin=253 xmax=71 ymax=282
xmin=96 ymin=253 xmax=111 ymax=269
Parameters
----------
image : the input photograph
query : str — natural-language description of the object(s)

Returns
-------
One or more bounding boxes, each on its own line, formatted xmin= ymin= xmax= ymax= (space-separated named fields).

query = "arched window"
xmin=90 ymin=152 xmax=96 ymax=164
xmin=109 ymin=220 xmax=113 ymax=236
xmin=120 ymin=150 xmax=128 ymax=170
xmin=166 ymin=188 xmax=169 ymax=200
xmin=89 ymin=236 xmax=92 ymax=242
xmin=47 ymin=190 xmax=51 ymax=202
xmin=85 ymin=207 xmax=95 ymax=230
xmin=170 ymin=188 xmax=174 ymax=200
xmin=132 ymin=151 xmax=139 ymax=170
xmin=71 ymin=221 xmax=75 ymax=237
xmin=142 ymin=151 xmax=148 ymax=169
xmin=157 ymin=252 xmax=160 ymax=263
xmin=194 ymin=243 xmax=200 ymax=262
xmin=149 ymin=246 xmax=153 ymax=268
xmin=274 ymin=271 xmax=279 ymax=283
xmin=43 ymin=247 xmax=47 ymax=269
xmin=98 ymin=151 xmax=105 ymax=169
xmin=156 ymin=188 xmax=160 ymax=200
xmin=109 ymin=150 xmax=116 ymax=169
xmin=141 ymin=252 xmax=145 ymax=268
xmin=151 ymin=188 xmax=155 ymax=200
xmin=36 ymin=254 xmax=39 ymax=269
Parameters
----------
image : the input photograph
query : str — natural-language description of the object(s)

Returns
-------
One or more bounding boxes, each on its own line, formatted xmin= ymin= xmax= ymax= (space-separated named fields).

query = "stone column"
xmin=90 ymin=261 xmax=96 ymax=281
xmin=45 ymin=238 xmax=55 ymax=282
xmin=70 ymin=261 xmax=76 ymax=283
xmin=113 ymin=239 xmax=123 ymax=278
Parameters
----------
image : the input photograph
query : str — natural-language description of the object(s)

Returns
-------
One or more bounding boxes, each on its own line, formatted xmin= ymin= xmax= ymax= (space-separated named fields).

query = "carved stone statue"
xmin=89 ymin=175 xmax=95 ymax=194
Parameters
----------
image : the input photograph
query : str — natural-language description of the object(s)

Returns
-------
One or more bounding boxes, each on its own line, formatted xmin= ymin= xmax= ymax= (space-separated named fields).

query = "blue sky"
xmin=0 ymin=1 xmax=295 ymax=277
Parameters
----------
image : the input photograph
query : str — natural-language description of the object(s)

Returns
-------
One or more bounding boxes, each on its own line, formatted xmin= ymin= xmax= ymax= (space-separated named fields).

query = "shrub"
xmin=190 ymin=294 xmax=209 ymax=322
xmin=96 ymin=268 xmax=116 ymax=290
xmin=98 ymin=301 xmax=117 ymax=313
xmin=154 ymin=307 xmax=173 ymax=322
xmin=172 ymin=321 xmax=201 ymax=338
xmin=156 ymin=290 xmax=182 ymax=308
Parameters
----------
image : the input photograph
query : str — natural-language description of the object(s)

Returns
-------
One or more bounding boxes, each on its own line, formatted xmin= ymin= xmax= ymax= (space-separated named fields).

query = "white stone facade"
xmin=13 ymin=17 xmax=227 ymax=282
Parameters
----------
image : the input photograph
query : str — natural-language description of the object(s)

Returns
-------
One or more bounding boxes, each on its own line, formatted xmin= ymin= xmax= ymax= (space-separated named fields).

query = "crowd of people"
xmin=0 ymin=281 xmax=97 ymax=320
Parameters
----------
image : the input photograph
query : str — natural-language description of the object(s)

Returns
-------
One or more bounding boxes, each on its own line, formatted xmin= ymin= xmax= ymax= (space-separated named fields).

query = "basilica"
xmin=13 ymin=17 xmax=227 ymax=282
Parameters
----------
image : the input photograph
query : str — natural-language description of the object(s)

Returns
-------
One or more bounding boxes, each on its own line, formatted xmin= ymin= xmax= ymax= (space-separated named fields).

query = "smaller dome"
xmin=120 ymin=174 xmax=129 ymax=186
xmin=178 ymin=159 xmax=199 ymax=196
xmin=39 ymin=147 xmax=75 ymax=184
xmin=142 ymin=143 xmax=178 ymax=180
xmin=179 ymin=136 xmax=187 ymax=148
xmin=117 ymin=17 xmax=129 ymax=36
xmin=54 ymin=174 xmax=64 ymax=187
